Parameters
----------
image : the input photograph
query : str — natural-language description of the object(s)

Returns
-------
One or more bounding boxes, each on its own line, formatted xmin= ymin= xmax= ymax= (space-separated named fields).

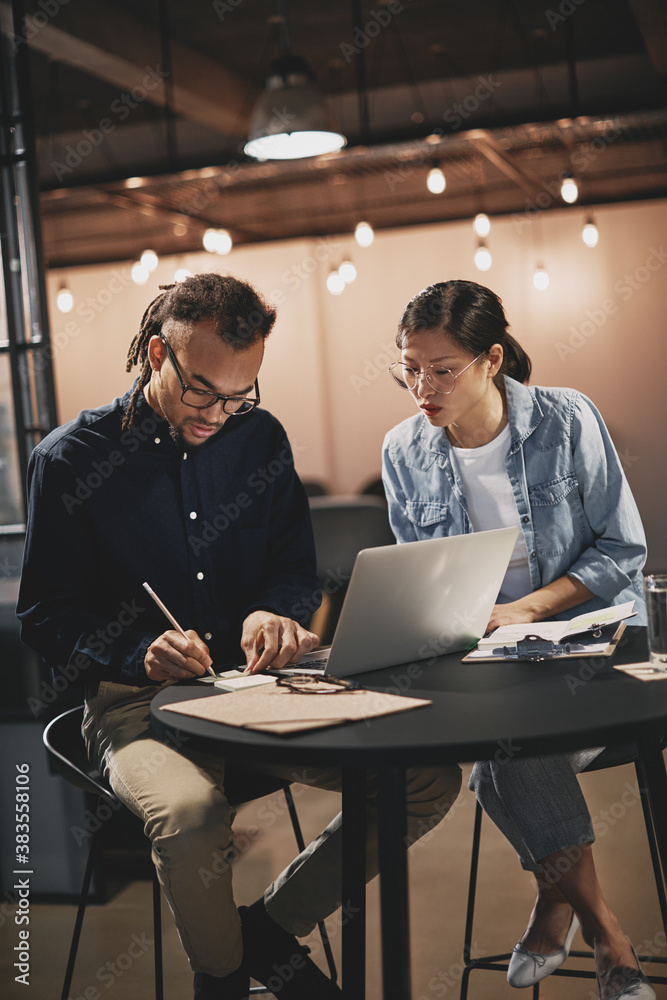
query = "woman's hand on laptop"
xmin=241 ymin=610 xmax=319 ymax=673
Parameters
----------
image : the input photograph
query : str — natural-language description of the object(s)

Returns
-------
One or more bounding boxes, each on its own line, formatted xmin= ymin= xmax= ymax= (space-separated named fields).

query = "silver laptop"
xmin=293 ymin=525 xmax=519 ymax=678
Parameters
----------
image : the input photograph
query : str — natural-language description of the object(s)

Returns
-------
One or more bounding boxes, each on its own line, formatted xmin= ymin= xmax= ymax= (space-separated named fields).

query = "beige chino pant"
xmin=83 ymin=680 xmax=461 ymax=977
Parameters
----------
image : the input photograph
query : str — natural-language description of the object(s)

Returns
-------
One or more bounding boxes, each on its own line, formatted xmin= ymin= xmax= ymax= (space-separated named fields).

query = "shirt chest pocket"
xmin=404 ymin=500 xmax=452 ymax=538
xmin=528 ymin=474 xmax=587 ymax=556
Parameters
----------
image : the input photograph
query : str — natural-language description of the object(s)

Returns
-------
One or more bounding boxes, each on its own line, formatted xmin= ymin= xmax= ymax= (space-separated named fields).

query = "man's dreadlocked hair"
xmin=122 ymin=272 xmax=277 ymax=432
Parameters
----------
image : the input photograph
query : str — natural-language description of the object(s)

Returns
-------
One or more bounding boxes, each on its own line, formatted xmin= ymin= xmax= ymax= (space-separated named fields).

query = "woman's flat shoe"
xmin=507 ymin=912 xmax=580 ymax=988
xmin=599 ymin=945 xmax=656 ymax=1000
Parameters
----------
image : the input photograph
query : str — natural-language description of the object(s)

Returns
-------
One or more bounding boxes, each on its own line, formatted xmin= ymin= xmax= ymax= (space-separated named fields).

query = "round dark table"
xmin=151 ymin=626 xmax=667 ymax=1000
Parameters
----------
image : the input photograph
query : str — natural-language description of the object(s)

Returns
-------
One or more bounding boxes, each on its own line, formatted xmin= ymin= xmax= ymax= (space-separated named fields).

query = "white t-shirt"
xmin=449 ymin=424 xmax=532 ymax=603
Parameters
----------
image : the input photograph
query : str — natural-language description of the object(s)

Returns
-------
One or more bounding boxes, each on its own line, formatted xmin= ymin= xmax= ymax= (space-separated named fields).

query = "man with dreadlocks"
xmin=18 ymin=273 xmax=461 ymax=1000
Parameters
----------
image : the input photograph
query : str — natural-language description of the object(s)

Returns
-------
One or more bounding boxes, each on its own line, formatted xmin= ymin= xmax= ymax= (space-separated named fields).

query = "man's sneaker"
xmin=239 ymin=900 xmax=341 ymax=998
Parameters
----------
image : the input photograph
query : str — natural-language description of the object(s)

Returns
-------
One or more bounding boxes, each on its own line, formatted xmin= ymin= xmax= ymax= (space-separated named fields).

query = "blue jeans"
xmin=469 ymin=749 xmax=603 ymax=872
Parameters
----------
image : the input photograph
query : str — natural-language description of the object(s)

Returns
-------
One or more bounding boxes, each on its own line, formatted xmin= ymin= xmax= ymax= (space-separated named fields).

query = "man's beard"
xmin=168 ymin=418 xmax=221 ymax=450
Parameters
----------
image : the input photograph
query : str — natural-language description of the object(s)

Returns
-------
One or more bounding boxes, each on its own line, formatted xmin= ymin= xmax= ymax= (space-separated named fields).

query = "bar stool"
xmin=460 ymin=742 xmax=667 ymax=998
xmin=43 ymin=705 xmax=337 ymax=1000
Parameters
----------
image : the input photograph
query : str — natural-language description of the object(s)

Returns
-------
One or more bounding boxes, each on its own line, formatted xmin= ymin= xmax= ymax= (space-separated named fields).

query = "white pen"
xmin=143 ymin=581 xmax=216 ymax=678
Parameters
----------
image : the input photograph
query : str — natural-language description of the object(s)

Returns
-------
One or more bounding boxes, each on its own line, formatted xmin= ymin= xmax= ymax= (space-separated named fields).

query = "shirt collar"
xmin=413 ymin=375 xmax=544 ymax=458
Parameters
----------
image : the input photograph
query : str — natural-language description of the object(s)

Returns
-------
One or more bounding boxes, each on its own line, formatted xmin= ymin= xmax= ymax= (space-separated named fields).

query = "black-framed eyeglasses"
xmin=276 ymin=675 xmax=362 ymax=695
xmin=160 ymin=336 xmax=260 ymax=414
xmin=388 ymin=354 xmax=483 ymax=395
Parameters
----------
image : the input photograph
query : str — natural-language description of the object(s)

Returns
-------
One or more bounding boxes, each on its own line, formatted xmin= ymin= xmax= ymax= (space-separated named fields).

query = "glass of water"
xmin=645 ymin=574 xmax=667 ymax=664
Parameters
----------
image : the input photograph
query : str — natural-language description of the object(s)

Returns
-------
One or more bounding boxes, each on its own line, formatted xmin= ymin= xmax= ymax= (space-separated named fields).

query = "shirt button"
xmin=531 ymin=550 xmax=537 ymax=558
xmin=197 ymin=572 xmax=204 ymax=580
xmin=183 ymin=452 xmax=188 ymax=460
xmin=522 ymin=516 xmax=529 ymax=523
xmin=190 ymin=511 xmax=197 ymax=519
xmin=154 ymin=437 xmax=160 ymax=444
xmin=204 ymin=632 xmax=212 ymax=641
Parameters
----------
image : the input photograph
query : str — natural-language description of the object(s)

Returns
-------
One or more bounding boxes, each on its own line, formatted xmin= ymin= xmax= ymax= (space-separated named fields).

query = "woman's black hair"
xmin=396 ymin=279 xmax=531 ymax=385
xmin=123 ymin=272 xmax=276 ymax=432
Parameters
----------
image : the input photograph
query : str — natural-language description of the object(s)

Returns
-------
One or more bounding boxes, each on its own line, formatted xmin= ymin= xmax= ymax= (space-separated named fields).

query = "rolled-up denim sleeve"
xmin=566 ymin=394 xmax=646 ymax=600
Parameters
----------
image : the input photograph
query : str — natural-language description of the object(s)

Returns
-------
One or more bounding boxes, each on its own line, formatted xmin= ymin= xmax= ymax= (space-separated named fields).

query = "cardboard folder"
xmin=160 ymin=683 xmax=432 ymax=735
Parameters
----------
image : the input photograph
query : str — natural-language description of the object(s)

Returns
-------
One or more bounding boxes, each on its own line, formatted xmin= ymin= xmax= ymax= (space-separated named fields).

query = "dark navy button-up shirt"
xmin=17 ymin=386 xmax=320 ymax=686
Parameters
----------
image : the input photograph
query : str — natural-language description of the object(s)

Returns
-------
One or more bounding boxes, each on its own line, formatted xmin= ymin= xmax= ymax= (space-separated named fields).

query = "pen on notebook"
xmin=142 ymin=581 xmax=216 ymax=678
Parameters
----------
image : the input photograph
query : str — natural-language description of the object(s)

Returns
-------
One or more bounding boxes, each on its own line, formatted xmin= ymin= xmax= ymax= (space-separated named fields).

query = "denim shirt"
xmin=382 ymin=376 xmax=647 ymax=623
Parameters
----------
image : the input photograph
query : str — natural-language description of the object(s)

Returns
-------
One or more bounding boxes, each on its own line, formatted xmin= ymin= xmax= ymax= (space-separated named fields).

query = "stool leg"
xmin=459 ymin=801 xmax=483 ymax=1000
xmin=635 ymin=759 xmax=667 ymax=934
xmin=283 ymin=786 xmax=338 ymax=983
xmin=152 ymin=867 xmax=163 ymax=1000
xmin=61 ymin=829 xmax=100 ymax=1000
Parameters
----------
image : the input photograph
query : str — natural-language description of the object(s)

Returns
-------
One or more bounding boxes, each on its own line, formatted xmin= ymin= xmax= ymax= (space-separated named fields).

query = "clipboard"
xmin=462 ymin=621 xmax=627 ymax=662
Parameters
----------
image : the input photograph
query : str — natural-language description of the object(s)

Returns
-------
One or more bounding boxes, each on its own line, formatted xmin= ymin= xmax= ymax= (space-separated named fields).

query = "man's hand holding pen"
xmin=145 ymin=629 xmax=214 ymax=681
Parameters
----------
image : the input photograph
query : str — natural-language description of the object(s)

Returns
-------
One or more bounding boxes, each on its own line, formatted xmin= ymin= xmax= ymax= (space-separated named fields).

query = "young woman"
xmin=381 ymin=280 xmax=653 ymax=1000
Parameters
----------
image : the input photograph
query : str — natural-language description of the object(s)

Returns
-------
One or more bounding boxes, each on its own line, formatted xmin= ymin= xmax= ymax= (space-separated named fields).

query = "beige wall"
xmin=46 ymin=198 xmax=667 ymax=569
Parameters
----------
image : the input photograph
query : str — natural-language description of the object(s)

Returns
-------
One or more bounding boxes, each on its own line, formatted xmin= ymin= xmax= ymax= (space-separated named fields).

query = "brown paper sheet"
xmin=160 ymin=683 xmax=432 ymax=734
xmin=613 ymin=661 xmax=667 ymax=682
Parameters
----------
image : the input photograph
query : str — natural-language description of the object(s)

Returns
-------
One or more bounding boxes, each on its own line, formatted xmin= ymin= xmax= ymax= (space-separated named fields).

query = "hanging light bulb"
xmin=56 ymin=284 xmax=74 ymax=313
xmin=474 ymin=242 xmax=492 ymax=272
xmin=215 ymin=229 xmax=232 ymax=254
xmin=326 ymin=269 xmax=345 ymax=295
xmin=131 ymin=261 xmax=150 ymax=285
xmin=203 ymin=228 xmax=232 ymax=254
xmin=338 ymin=259 xmax=357 ymax=284
xmin=174 ymin=268 xmax=193 ymax=283
xmin=582 ymin=218 xmax=599 ymax=248
xmin=202 ymin=229 xmax=219 ymax=252
xmin=560 ymin=172 xmax=579 ymax=204
xmin=533 ymin=266 xmax=550 ymax=291
xmin=473 ymin=213 xmax=491 ymax=238
xmin=354 ymin=221 xmax=374 ymax=248
xmin=140 ymin=249 xmax=159 ymax=271
xmin=426 ymin=165 xmax=446 ymax=194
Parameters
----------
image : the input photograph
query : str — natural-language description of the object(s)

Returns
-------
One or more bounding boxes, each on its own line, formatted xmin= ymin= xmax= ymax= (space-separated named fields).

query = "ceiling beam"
xmin=465 ymin=130 xmax=547 ymax=199
xmin=0 ymin=0 xmax=254 ymax=137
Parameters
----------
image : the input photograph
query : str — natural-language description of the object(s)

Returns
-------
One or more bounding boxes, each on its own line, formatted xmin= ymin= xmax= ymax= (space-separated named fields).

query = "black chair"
xmin=43 ymin=705 xmax=337 ymax=1000
xmin=358 ymin=475 xmax=387 ymax=501
xmin=308 ymin=494 xmax=395 ymax=644
xmin=460 ymin=743 xmax=667 ymax=998
xmin=301 ymin=479 xmax=329 ymax=497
